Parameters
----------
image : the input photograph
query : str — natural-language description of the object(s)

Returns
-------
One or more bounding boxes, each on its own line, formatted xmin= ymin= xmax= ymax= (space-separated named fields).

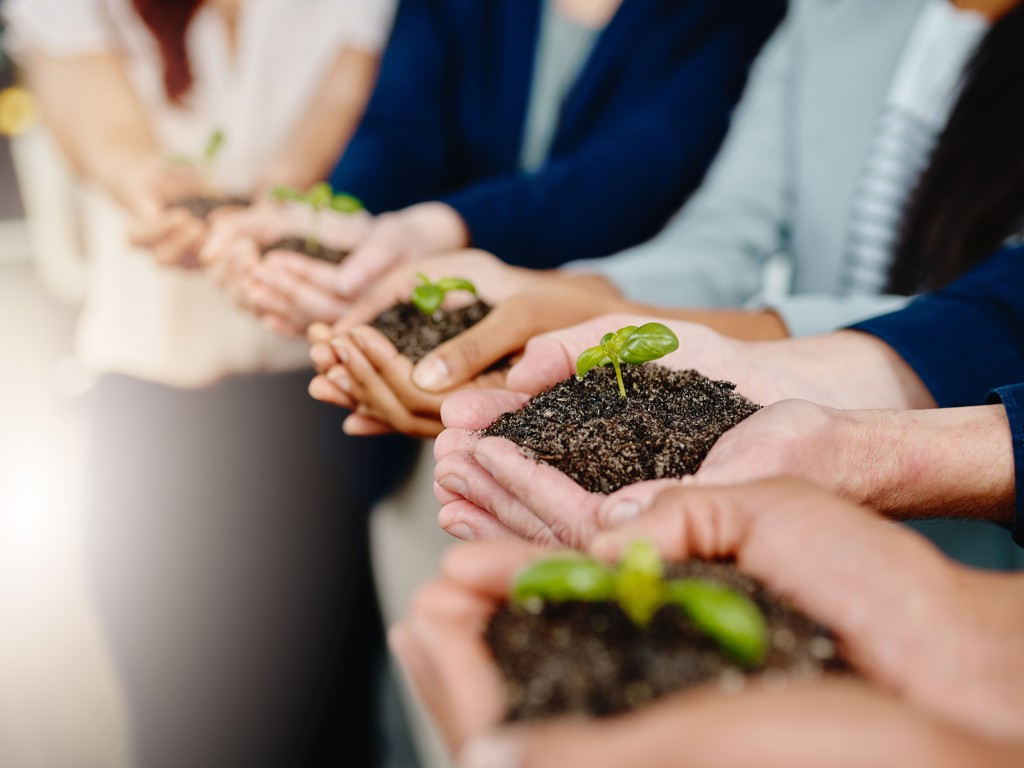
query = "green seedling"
xmin=410 ymin=274 xmax=478 ymax=315
xmin=270 ymin=182 xmax=364 ymax=252
xmin=576 ymin=322 xmax=679 ymax=398
xmin=511 ymin=539 xmax=767 ymax=666
xmin=167 ymin=128 xmax=227 ymax=194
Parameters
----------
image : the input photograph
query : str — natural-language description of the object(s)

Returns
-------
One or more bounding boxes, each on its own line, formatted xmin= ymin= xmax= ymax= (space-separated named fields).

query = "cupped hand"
xmin=590 ymin=477 xmax=1024 ymax=743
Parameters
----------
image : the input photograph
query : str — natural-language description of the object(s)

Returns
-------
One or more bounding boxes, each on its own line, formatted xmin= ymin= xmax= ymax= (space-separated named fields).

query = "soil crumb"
xmin=261 ymin=236 xmax=349 ymax=265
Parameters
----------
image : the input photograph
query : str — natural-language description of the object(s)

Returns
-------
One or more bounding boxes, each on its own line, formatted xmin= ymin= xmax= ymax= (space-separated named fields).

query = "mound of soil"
xmin=261 ymin=236 xmax=348 ymax=265
xmin=171 ymin=195 xmax=250 ymax=219
xmin=486 ymin=559 xmax=848 ymax=721
xmin=370 ymin=300 xmax=493 ymax=363
xmin=482 ymin=365 xmax=759 ymax=494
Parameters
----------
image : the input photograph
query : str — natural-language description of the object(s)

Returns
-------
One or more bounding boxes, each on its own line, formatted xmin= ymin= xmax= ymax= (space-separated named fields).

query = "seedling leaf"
xmin=513 ymin=557 xmax=617 ymax=603
xmin=667 ymin=579 xmax=767 ymax=666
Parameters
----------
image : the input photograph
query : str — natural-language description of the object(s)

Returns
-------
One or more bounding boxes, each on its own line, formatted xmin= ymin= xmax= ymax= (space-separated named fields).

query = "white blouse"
xmin=6 ymin=0 xmax=394 ymax=386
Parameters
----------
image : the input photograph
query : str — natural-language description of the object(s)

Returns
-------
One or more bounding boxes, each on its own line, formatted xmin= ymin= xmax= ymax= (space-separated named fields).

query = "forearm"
xmin=260 ymin=48 xmax=380 ymax=190
xmin=844 ymin=405 xmax=1015 ymax=523
xmin=25 ymin=50 xmax=162 ymax=207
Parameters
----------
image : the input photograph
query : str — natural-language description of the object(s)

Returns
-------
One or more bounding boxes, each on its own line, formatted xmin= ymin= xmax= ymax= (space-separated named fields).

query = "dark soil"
xmin=482 ymin=365 xmax=759 ymax=494
xmin=486 ymin=559 xmax=849 ymax=721
xmin=370 ymin=300 xmax=493 ymax=363
xmin=261 ymin=236 xmax=349 ymax=265
xmin=170 ymin=195 xmax=249 ymax=220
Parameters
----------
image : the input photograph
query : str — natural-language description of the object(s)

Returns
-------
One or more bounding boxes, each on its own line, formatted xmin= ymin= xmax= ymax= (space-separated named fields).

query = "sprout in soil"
xmin=167 ymin=128 xmax=227 ymax=195
xmin=576 ymin=322 xmax=679 ymax=398
xmin=269 ymin=182 xmax=364 ymax=252
xmin=410 ymin=274 xmax=478 ymax=315
xmin=512 ymin=539 xmax=767 ymax=666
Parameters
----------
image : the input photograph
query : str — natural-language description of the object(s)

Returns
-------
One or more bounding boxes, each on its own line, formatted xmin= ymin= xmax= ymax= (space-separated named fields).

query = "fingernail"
xmin=438 ymin=474 xmax=468 ymax=497
xmin=331 ymin=342 xmax=349 ymax=364
xmin=605 ymin=500 xmax=640 ymax=527
xmin=412 ymin=356 xmax=449 ymax=390
xmin=328 ymin=368 xmax=352 ymax=392
xmin=460 ymin=735 xmax=520 ymax=768
xmin=445 ymin=522 xmax=474 ymax=541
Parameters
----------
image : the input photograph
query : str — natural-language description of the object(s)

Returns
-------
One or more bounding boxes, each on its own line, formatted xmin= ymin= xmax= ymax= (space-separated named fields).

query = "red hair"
xmin=131 ymin=0 xmax=204 ymax=104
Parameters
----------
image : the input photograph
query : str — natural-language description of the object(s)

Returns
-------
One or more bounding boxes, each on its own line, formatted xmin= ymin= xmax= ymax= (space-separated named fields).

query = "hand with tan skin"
xmin=307 ymin=252 xmax=626 ymax=436
xmin=433 ymin=313 xmax=934 ymax=543
xmin=392 ymin=479 xmax=1024 ymax=767
xmin=200 ymin=201 xmax=371 ymax=335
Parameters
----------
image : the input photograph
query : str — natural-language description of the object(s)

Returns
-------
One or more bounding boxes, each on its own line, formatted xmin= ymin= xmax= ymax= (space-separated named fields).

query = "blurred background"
xmin=0 ymin=18 xmax=133 ymax=768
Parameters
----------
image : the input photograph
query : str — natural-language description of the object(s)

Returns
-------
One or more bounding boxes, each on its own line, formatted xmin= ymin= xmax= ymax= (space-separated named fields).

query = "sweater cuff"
xmin=850 ymin=296 xmax=1023 ymax=408
xmin=987 ymin=385 xmax=1024 ymax=548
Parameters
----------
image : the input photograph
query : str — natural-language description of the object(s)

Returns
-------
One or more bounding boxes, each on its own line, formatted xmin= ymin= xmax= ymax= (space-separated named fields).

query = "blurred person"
xmin=203 ymin=0 xmax=787 ymax=335
xmin=390 ymin=478 xmax=1024 ymax=767
xmin=433 ymin=243 xmax=1024 ymax=565
xmin=4 ymin=0 xmax=400 ymax=766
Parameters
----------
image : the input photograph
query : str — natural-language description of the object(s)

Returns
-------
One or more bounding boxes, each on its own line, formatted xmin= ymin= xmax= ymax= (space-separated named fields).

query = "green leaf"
xmin=600 ymin=332 xmax=615 ymax=347
xmin=513 ymin=557 xmax=616 ymax=603
xmin=667 ymin=579 xmax=767 ymax=666
xmin=435 ymin=277 xmax=477 ymax=295
xmin=615 ymin=539 xmax=666 ymax=627
xmin=307 ymin=182 xmax=333 ymax=210
xmin=330 ymin=193 xmax=364 ymax=213
xmin=576 ymin=345 xmax=611 ymax=379
xmin=204 ymin=129 xmax=225 ymax=163
xmin=618 ymin=322 xmax=679 ymax=366
xmin=611 ymin=325 xmax=639 ymax=354
xmin=411 ymin=283 xmax=445 ymax=315
xmin=269 ymin=185 xmax=305 ymax=202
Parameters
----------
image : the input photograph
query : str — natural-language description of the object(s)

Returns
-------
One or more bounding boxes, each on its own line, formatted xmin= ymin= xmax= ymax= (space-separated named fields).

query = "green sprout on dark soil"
xmin=576 ymin=322 xmax=679 ymax=398
xmin=167 ymin=128 xmax=227 ymax=194
xmin=410 ymin=274 xmax=478 ymax=315
xmin=512 ymin=540 xmax=767 ymax=666
xmin=270 ymin=182 xmax=364 ymax=252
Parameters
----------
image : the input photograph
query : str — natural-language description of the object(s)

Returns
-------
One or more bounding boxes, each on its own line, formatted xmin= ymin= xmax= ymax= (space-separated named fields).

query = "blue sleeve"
xmin=987 ymin=383 xmax=1024 ymax=548
xmin=849 ymin=245 xmax=1024 ymax=408
xmin=329 ymin=0 xmax=451 ymax=213
xmin=438 ymin=23 xmax=771 ymax=268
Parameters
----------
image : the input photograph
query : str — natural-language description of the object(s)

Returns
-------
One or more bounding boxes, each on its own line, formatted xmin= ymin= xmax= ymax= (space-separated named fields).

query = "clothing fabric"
xmin=839 ymin=0 xmax=987 ymax=294
xmin=570 ymin=0 xmax=955 ymax=336
xmin=330 ymin=0 xmax=786 ymax=268
xmin=989 ymin=384 xmax=1024 ymax=547
xmin=518 ymin=0 xmax=601 ymax=173
xmin=851 ymin=244 xmax=1024 ymax=555
xmin=6 ymin=0 xmax=394 ymax=386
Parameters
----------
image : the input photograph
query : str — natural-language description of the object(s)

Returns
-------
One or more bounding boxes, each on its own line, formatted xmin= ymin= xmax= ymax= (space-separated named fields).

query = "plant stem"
xmin=611 ymin=356 xmax=626 ymax=398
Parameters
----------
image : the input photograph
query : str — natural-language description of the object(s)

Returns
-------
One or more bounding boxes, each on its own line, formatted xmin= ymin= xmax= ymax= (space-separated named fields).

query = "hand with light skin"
xmin=307 ymin=252 xmax=625 ymax=436
xmin=391 ymin=480 xmax=1024 ymax=767
xmin=433 ymin=314 xmax=935 ymax=543
xmin=200 ymin=200 xmax=370 ymax=335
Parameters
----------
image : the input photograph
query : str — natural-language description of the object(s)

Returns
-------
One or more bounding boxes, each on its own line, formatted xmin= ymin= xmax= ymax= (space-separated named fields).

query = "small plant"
xmin=576 ymin=322 xmax=679 ymax=398
xmin=410 ymin=273 xmax=478 ymax=315
xmin=512 ymin=540 xmax=767 ymax=665
xmin=270 ymin=182 xmax=364 ymax=252
xmin=167 ymin=128 xmax=227 ymax=194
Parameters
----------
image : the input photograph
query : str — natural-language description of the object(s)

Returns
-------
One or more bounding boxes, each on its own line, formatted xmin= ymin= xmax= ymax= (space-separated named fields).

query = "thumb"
xmin=412 ymin=306 xmax=530 ymax=392
xmin=505 ymin=335 xmax=577 ymax=395
xmin=334 ymin=238 xmax=400 ymax=298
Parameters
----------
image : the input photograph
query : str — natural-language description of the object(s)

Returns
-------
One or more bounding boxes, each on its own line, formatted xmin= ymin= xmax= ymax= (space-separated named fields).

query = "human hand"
xmin=591 ymin=478 xmax=1024 ymax=743
xmin=332 ymin=202 xmax=470 ymax=299
xmin=200 ymin=201 xmax=369 ymax=334
xmin=393 ymin=530 xmax=1024 ymax=767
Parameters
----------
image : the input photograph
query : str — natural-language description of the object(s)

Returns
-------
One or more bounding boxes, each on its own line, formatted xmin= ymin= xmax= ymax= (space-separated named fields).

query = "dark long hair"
xmin=130 ymin=0 xmax=205 ymax=104
xmin=888 ymin=2 xmax=1024 ymax=294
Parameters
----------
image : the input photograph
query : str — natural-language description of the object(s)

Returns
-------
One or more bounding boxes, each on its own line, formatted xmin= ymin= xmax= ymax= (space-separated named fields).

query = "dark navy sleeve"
xmin=329 ymin=0 xmax=452 ymax=213
xmin=850 ymin=245 xmax=1024 ymax=408
xmin=438 ymin=18 xmax=777 ymax=268
xmin=987 ymin=383 xmax=1024 ymax=547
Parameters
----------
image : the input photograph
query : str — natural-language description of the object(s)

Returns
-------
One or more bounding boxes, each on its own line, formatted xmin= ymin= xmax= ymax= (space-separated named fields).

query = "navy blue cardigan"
xmin=852 ymin=244 xmax=1024 ymax=545
xmin=329 ymin=0 xmax=785 ymax=268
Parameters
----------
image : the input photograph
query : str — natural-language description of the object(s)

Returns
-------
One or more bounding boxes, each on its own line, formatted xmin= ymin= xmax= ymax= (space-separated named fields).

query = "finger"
xmin=437 ymin=499 xmax=521 ymax=542
xmin=307 ymin=320 xmax=334 ymax=345
xmin=332 ymin=267 xmax=419 ymax=336
xmin=434 ymin=427 xmax=484 ymax=464
xmin=309 ymin=373 xmax=356 ymax=409
xmin=505 ymin=334 xmax=578 ymax=395
xmin=334 ymin=231 xmax=407 ymax=298
xmin=439 ymin=539 xmax=552 ymax=598
xmin=309 ymin=340 xmax=341 ymax=374
xmin=412 ymin=303 xmax=533 ymax=392
xmin=351 ymin=325 xmax=447 ymax=415
xmin=258 ymin=259 xmax=349 ymax=326
xmin=343 ymin=409 xmax=396 ymax=436
xmin=260 ymin=313 xmax=305 ymax=337
xmin=128 ymin=207 xmax=192 ymax=247
xmin=151 ymin=216 xmax=207 ymax=268
xmin=434 ymin=452 xmax=561 ymax=545
xmin=596 ymin=478 xmax=691 ymax=530
xmin=473 ymin=436 xmax=602 ymax=549
xmin=440 ymin=390 xmax=532 ymax=430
